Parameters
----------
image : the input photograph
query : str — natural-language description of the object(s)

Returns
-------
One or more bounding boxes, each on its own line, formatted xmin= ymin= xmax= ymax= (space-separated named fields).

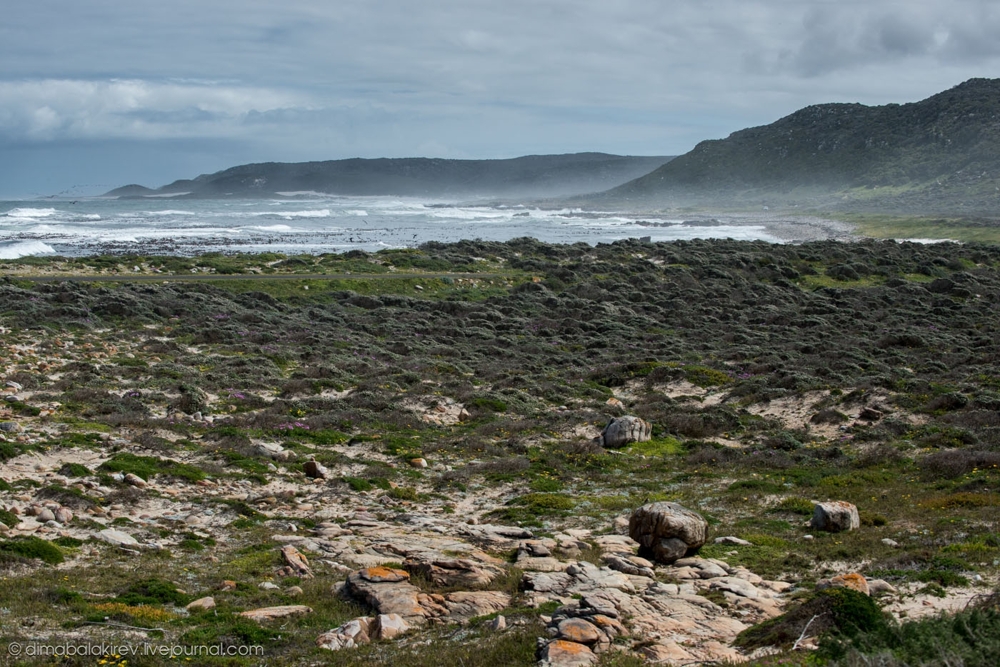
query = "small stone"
xmin=714 ymin=536 xmax=752 ymax=546
xmin=37 ymin=508 xmax=55 ymax=523
xmin=408 ymin=458 xmax=428 ymax=468
xmin=258 ymin=581 xmax=280 ymax=590
xmin=53 ymin=508 xmax=73 ymax=524
xmin=186 ymin=596 xmax=216 ymax=612
xmin=285 ymin=586 xmax=304 ymax=596
xmin=488 ymin=615 xmax=507 ymax=631
xmin=881 ymin=538 xmax=900 ymax=548
xmin=803 ymin=534 xmax=814 ymax=540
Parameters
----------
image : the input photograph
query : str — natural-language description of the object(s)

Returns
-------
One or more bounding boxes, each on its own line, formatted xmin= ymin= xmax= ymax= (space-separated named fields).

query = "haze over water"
xmin=0 ymin=196 xmax=784 ymax=259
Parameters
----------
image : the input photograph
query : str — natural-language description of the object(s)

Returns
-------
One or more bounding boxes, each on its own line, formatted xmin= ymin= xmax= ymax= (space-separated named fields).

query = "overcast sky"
xmin=3 ymin=0 xmax=1000 ymax=197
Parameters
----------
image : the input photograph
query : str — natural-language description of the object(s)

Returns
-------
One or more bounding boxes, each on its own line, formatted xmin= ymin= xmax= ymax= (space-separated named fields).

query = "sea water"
xmin=0 ymin=196 xmax=782 ymax=258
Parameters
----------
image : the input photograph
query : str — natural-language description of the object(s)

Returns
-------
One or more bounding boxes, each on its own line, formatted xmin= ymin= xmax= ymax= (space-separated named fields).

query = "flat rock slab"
xmin=344 ymin=567 xmax=428 ymax=624
xmin=96 ymin=528 xmax=139 ymax=547
xmin=240 ymin=605 xmax=313 ymax=622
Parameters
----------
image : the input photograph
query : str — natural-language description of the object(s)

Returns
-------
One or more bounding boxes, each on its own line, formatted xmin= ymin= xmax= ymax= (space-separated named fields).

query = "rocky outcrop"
xmin=598 ymin=416 xmax=651 ymax=448
xmin=811 ymin=501 xmax=860 ymax=533
xmin=527 ymin=555 xmax=789 ymax=666
xmin=628 ymin=501 xmax=708 ymax=563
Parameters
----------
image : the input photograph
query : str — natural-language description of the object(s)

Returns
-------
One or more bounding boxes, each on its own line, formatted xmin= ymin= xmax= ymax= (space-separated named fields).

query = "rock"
xmin=628 ymin=501 xmax=708 ymax=564
xmin=254 ymin=442 xmax=293 ymax=461
xmin=285 ymin=586 xmax=304 ymax=596
xmin=810 ymin=501 xmax=860 ymax=533
xmin=638 ymin=642 xmax=695 ymax=664
xmin=817 ymin=573 xmax=870 ymax=596
xmin=859 ymin=407 xmax=884 ymax=421
xmin=409 ymin=458 xmax=428 ymax=468
xmin=124 ymin=473 xmax=147 ymax=488
xmin=281 ymin=545 xmax=314 ymax=578
xmin=404 ymin=557 xmax=503 ymax=588
xmin=488 ymin=615 xmax=507 ymax=631
xmin=372 ymin=613 xmax=409 ymax=640
xmin=258 ymin=582 xmax=280 ymax=590
xmin=714 ymin=536 xmax=752 ymax=546
xmin=881 ymin=538 xmax=900 ymax=548
xmin=317 ymin=617 xmax=372 ymax=651
xmin=37 ymin=508 xmax=55 ymax=523
xmin=240 ymin=605 xmax=312 ymax=622
xmin=538 ymin=639 xmax=597 ymax=667
xmin=0 ymin=422 xmax=21 ymax=433
xmin=602 ymin=554 xmax=655 ymax=579
xmin=303 ymin=460 xmax=328 ymax=479
xmin=441 ymin=591 xmax=510 ymax=622
xmin=343 ymin=567 xmax=427 ymax=624
xmin=868 ymin=579 xmax=897 ymax=595
xmin=709 ymin=576 xmax=762 ymax=599
xmin=557 ymin=618 xmax=601 ymax=645
xmin=186 ymin=596 xmax=216 ymax=612
xmin=5 ymin=381 xmax=23 ymax=391
xmin=598 ymin=415 xmax=652 ymax=448
xmin=96 ymin=528 xmax=139 ymax=547
xmin=53 ymin=508 xmax=73 ymax=524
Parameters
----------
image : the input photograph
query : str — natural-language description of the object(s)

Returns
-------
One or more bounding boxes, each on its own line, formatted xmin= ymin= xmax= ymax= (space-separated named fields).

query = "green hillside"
xmin=603 ymin=78 xmax=1000 ymax=215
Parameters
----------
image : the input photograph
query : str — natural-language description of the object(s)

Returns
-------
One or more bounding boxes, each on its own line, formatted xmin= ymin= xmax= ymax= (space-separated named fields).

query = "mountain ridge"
xmin=597 ymin=78 xmax=1000 ymax=214
xmin=106 ymin=153 xmax=672 ymax=200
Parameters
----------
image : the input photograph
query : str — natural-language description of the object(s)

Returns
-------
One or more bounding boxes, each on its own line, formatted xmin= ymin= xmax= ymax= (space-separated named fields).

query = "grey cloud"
xmin=4 ymin=1 xmax=1000 ymax=193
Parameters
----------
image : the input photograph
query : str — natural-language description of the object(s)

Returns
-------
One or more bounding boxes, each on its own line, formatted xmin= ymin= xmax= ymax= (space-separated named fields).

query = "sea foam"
xmin=0 ymin=240 xmax=56 ymax=259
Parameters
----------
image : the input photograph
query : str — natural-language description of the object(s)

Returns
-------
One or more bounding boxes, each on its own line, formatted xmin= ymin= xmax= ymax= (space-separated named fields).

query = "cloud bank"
xmin=3 ymin=0 xmax=1000 ymax=193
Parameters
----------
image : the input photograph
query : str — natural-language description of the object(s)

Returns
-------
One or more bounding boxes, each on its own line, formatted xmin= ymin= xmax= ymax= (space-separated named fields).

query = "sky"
xmin=3 ymin=0 xmax=1000 ymax=197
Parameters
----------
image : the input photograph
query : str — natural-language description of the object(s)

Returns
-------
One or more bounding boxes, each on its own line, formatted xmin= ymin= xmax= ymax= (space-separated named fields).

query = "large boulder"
xmin=598 ymin=416 xmax=652 ymax=448
xmin=810 ymin=501 xmax=860 ymax=533
xmin=628 ymin=502 xmax=708 ymax=564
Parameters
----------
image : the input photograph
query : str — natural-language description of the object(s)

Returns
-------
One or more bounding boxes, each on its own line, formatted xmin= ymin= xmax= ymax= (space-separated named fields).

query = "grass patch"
xmin=99 ymin=452 xmax=206 ymax=483
xmin=0 ymin=537 xmax=64 ymax=565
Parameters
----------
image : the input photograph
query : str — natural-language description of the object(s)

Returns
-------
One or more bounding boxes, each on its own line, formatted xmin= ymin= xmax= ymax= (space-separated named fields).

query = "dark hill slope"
xmin=601 ymin=78 xmax=1000 ymax=214
xmin=106 ymin=153 xmax=671 ymax=200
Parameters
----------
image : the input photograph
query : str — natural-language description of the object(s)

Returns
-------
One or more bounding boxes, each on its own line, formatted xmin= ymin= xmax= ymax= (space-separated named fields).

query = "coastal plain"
xmin=1 ymin=238 xmax=999 ymax=666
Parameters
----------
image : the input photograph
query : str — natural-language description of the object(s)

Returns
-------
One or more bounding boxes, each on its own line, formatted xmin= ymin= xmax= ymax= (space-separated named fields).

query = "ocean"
xmin=0 ymin=196 xmax=784 ymax=259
